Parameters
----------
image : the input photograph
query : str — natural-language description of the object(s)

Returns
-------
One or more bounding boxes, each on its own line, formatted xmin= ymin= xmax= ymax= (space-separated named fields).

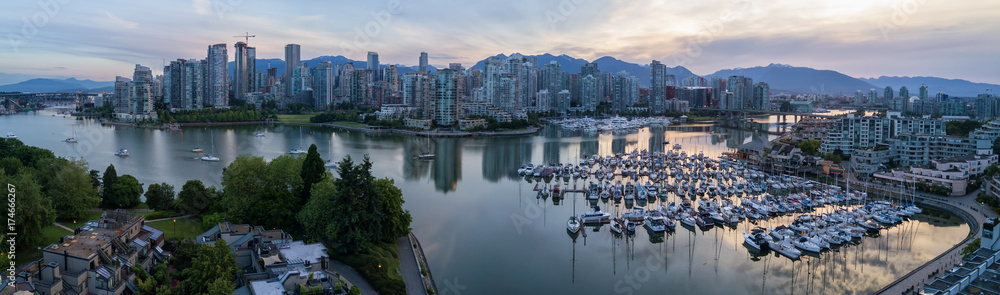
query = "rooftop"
xmin=277 ymin=241 xmax=328 ymax=264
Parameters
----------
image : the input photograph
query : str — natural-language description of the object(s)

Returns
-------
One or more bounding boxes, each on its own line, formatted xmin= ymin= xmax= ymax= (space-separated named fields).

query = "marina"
xmin=0 ymin=109 xmax=970 ymax=294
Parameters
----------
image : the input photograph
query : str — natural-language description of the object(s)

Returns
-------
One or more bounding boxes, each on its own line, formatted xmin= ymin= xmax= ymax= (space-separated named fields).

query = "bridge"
xmin=691 ymin=108 xmax=844 ymax=119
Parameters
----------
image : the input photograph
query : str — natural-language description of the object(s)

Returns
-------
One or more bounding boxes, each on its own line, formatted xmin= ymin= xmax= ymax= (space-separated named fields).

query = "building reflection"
xmin=431 ymin=138 xmax=461 ymax=193
xmin=481 ymin=138 xmax=532 ymax=182
xmin=402 ymin=136 xmax=430 ymax=180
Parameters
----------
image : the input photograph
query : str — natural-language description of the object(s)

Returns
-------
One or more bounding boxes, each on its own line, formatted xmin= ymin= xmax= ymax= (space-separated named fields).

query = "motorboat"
xmin=5 ymin=132 xmax=16 ymax=139
xmin=254 ymin=130 xmax=265 ymax=137
xmin=793 ymin=237 xmax=822 ymax=253
xmin=418 ymin=152 xmax=436 ymax=160
xmin=743 ymin=231 xmax=771 ymax=251
xmin=64 ymin=137 xmax=78 ymax=143
xmin=114 ymin=147 xmax=129 ymax=157
xmin=567 ymin=216 xmax=581 ymax=234
xmin=580 ymin=206 xmax=611 ymax=223
xmin=643 ymin=215 xmax=667 ymax=232
xmin=200 ymin=153 xmax=220 ymax=162
xmin=771 ymin=238 xmax=802 ymax=259
xmin=191 ymin=147 xmax=204 ymax=153
xmin=324 ymin=160 xmax=338 ymax=168
xmin=289 ymin=148 xmax=308 ymax=154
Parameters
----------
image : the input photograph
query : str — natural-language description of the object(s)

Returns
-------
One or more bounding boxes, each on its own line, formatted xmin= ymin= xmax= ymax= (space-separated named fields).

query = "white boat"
xmin=793 ymin=237 xmax=822 ymax=253
xmin=743 ymin=231 xmax=772 ymax=251
xmin=325 ymin=160 xmax=338 ymax=168
xmin=5 ymin=132 xmax=17 ymax=139
xmin=200 ymin=153 xmax=220 ymax=162
xmin=567 ymin=216 xmax=581 ymax=234
xmin=64 ymin=137 xmax=78 ymax=143
xmin=418 ymin=153 xmax=436 ymax=160
xmin=771 ymin=238 xmax=802 ymax=259
xmin=254 ymin=130 xmax=265 ymax=137
xmin=114 ymin=147 xmax=129 ymax=156
xmin=288 ymin=148 xmax=308 ymax=154
xmin=643 ymin=215 xmax=667 ymax=232
xmin=580 ymin=206 xmax=611 ymax=223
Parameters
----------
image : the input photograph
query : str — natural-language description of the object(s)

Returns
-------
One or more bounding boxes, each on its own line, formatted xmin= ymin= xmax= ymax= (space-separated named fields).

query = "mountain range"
xmin=2 ymin=55 xmax=995 ymax=97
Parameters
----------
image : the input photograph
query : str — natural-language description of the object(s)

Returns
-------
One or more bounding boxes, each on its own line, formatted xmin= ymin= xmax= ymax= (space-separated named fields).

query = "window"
xmin=97 ymin=277 xmax=109 ymax=289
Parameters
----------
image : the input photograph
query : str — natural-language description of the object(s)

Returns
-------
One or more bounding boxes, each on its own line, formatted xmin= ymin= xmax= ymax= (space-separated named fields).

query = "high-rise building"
xmin=234 ymin=42 xmax=255 ymax=99
xmin=419 ymin=52 xmax=428 ymax=73
xmin=556 ymin=90 xmax=571 ymax=114
xmin=313 ymin=61 xmax=334 ymax=109
xmin=727 ymin=76 xmax=753 ymax=110
xmin=206 ymin=43 xmax=228 ymax=107
xmin=581 ymin=74 xmax=599 ymax=112
xmin=350 ymin=69 xmax=371 ymax=107
xmin=581 ymin=63 xmax=600 ymax=80
xmin=182 ymin=59 xmax=203 ymax=110
xmin=284 ymin=44 xmax=301 ymax=99
xmin=919 ymin=84 xmax=929 ymax=101
xmin=290 ymin=62 xmax=311 ymax=101
xmin=711 ymin=77 xmax=727 ymax=108
xmin=535 ymin=89 xmax=551 ymax=111
xmin=163 ymin=59 xmax=183 ymax=108
xmin=114 ymin=76 xmax=131 ymax=114
xmin=677 ymin=87 xmax=711 ymax=108
xmin=868 ymin=89 xmax=879 ymax=105
xmin=384 ymin=65 xmax=399 ymax=95
xmin=884 ymin=86 xmax=894 ymax=104
xmin=367 ymin=52 xmax=380 ymax=82
xmin=337 ymin=63 xmax=355 ymax=97
xmin=899 ymin=86 xmax=910 ymax=99
xmin=752 ymin=82 xmax=769 ymax=110
xmin=542 ymin=61 xmax=563 ymax=95
xmin=612 ymin=71 xmax=637 ymax=112
xmin=649 ymin=60 xmax=667 ymax=113
xmin=130 ymin=64 xmax=153 ymax=115
xmin=432 ymin=69 xmax=462 ymax=127
xmin=403 ymin=72 xmax=431 ymax=117
xmin=854 ymin=90 xmax=865 ymax=105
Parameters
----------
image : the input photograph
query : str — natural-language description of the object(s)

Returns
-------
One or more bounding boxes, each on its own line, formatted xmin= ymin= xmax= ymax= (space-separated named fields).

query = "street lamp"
xmin=173 ymin=219 xmax=176 ymax=237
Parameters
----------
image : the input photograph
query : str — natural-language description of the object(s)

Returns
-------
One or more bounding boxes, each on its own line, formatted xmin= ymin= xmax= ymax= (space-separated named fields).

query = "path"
xmin=145 ymin=214 xmax=194 ymax=222
xmin=397 ymin=236 xmax=425 ymax=295
xmin=330 ymin=260 xmax=378 ymax=295
xmin=873 ymin=188 xmax=995 ymax=294
xmin=52 ymin=222 xmax=73 ymax=232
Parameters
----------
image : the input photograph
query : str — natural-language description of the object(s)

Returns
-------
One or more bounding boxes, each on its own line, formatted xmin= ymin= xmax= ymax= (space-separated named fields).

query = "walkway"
xmin=52 ymin=222 xmax=73 ymax=232
xmin=330 ymin=260 xmax=378 ymax=295
xmin=397 ymin=236 xmax=426 ymax=295
xmin=145 ymin=214 xmax=194 ymax=222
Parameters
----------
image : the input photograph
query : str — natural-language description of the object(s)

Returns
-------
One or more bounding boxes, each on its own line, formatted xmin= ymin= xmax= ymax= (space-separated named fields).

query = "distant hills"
xmin=2 ymin=55 xmax=996 ymax=97
xmin=0 ymin=78 xmax=112 ymax=93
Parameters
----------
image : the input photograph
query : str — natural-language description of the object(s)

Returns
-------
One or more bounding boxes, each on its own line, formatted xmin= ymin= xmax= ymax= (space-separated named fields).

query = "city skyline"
xmin=1 ymin=0 xmax=998 ymax=85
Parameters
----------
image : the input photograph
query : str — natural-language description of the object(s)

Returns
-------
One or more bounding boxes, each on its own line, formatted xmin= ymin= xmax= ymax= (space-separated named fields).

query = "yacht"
xmin=643 ymin=215 xmax=667 ymax=232
xmin=64 ymin=137 xmax=78 ymax=143
xmin=417 ymin=152 xmax=436 ymax=160
xmin=566 ymin=216 xmax=581 ymax=234
xmin=114 ymin=147 xmax=129 ymax=157
xmin=743 ymin=231 xmax=771 ymax=251
xmin=579 ymin=206 xmax=611 ymax=223
xmin=200 ymin=153 xmax=220 ymax=162
xmin=771 ymin=238 xmax=802 ymax=259
xmin=5 ymin=132 xmax=16 ymax=139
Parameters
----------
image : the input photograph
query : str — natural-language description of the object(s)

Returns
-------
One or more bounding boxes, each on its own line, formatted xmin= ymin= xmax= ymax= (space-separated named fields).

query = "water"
xmin=1 ymin=109 xmax=968 ymax=294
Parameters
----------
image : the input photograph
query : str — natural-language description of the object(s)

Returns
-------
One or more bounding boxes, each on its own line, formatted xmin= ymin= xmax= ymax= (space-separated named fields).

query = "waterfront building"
xmin=887 ymin=133 xmax=992 ymax=166
xmin=791 ymin=117 xmax=835 ymax=141
xmin=463 ymin=100 xmax=512 ymax=123
xmin=403 ymin=71 xmax=431 ymax=117
xmin=752 ymin=82 xmax=770 ymax=110
xmin=404 ymin=118 xmax=433 ymax=130
xmin=25 ymin=210 xmax=166 ymax=294
xmin=284 ymin=44 xmax=301 ymax=99
xmin=233 ymin=42 xmax=256 ymax=99
xmin=458 ymin=118 xmax=487 ymax=130
xmin=612 ymin=71 xmax=638 ymax=112
xmin=126 ymin=64 xmax=155 ymax=120
xmin=818 ymin=114 xmax=946 ymax=156
xmin=726 ymin=76 xmax=753 ymax=110
xmin=677 ymin=87 xmax=711 ymax=108
xmin=580 ymin=74 xmax=599 ymax=112
xmin=873 ymin=154 xmax=996 ymax=196
xmin=113 ymin=76 xmax=131 ymax=114
xmin=556 ymin=89 xmax=571 ymax=114
xmin=206 ymin=43 xmax=228 ymax=107
xmin=313 ymin=60 xmax=334 ymax=110
xmin=432 ymin=68 xmax=463 ymax=127
xmin=665 ymin=99 xmax=690 ymax=113
xmin=196 ymin=222 xmax=334 ymax=295
xmin=650 ymin=60 xmax=668 ymax=113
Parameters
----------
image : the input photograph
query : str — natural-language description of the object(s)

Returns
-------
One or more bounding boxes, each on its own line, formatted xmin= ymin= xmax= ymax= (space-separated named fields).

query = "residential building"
xmin=284 ymin=44 xmax=301 ymax=99
xmin=233 ymin=42 xmax=255 ymax=99
xmin=27 ymin=210 xmax=166 ymax=295
xmin=818 ymin=115 xmax=946 ymax=156
xmin=312 ymin=60 xmax=334 ymax=110
xmin=919 ymin=84 xmax=929 ymax=101
xmin=113 ymin=76 xmax=130 ymax=114
xmin=752 ymin=82 xmax=769 ymax=110
xmin=580 ymin=74 xmax=599 ymax=112
xmin=432 ymin=68 xmax=462 ymax=127
xmin=419 ymin=52 xmax=428 ymax=73
xmin=367 ymin=51 xmax=380 ymax=81
xmin=726 ymin=76 xmax=753 ymax=110
xmin=883 ymin=86 xmax=894 ymax=105
xmin=206 ymin=43 xmax=228 ymax=107
xmin=649 ymin=60 xmax=667 ymax=113
xmin=612 ymin=71 xmax=637 ymax=112
xmin=677 ymin=87 xmax=711 ymax=108
xmin=403 ymin=71 xmax=431 ymax=117
xmin=555 ymin=89 xmax=571 ymax=114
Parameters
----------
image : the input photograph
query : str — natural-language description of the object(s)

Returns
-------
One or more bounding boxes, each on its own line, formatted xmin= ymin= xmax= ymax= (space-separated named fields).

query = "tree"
xmin=0 ymin=157 xmax=22 ymax=175
xmin=88 ymin=169 xmax=101 ymax=189
xmin=297 ymin=178 xmax=338 ymax=240
xmin=375 ymin=178 xmax=412 ymax=242
xmin=111 ymin=175 xmax=143 ymax=208
xmin=946 ymin=120 xmax=983 ymax=137
xmin=183 ymin=239 xmax=238 ymax=295
xmin=177 ymin=180 xmax=213 ymax=215
xmin=299 ymin=144 xmax=326 ymax=204
xmin=796 ymin=139 xmax=821 ymax=156
xmin=101 ymin=164 xmax=119 ymax=208
xmin=221 ymin=156 xmax=300 ymax=230
xmin=985 ymin=164 xmax=1000 ymax=178
xmin=779 ymin=101 xmax=793 ymax=112
xmin=853 ymin=108 xmax=866 ymax=117
xmin=145 ymin=183 xmax=176 ymax=211
xmin=0 ymin=171 xmax=54 ymax=251
xmin=326 ymin=155 xmax=411 ymax=253
xmin=44 ymin=158 xmax=100 ymax=221
xmin=993 ymin=137 xmax=1000 ymax=156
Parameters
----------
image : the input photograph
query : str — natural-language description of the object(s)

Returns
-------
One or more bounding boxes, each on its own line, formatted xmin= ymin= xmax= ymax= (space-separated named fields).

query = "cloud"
xmin=104 ymin=11 xmax=138 ymax=29
xmin=192 ymin=0 xmax=212 ymax=15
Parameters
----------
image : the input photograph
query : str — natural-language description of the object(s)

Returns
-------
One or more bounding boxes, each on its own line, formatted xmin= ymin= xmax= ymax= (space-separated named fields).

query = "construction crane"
xmin=234 ymin=32 xmax=255 ymax=44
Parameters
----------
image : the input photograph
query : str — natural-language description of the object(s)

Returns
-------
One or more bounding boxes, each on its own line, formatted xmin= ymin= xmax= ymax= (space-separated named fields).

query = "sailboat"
xmin=288 ymin=128 xmax=307 ymax=154
xmin=200 ymin=130 xmax=220 ymax=162
xmin=417 ymin=133 xmax=435 ymax=160
xmin=64 ymin=126 xmax=78 ymax=143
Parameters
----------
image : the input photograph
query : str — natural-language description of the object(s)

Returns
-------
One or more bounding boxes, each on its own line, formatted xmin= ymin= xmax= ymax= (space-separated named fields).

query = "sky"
xmin=0 ymin=0 xmax=998 ymax=85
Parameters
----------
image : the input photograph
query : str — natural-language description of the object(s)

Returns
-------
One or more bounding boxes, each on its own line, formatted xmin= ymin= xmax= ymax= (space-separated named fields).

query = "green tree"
xmin=993 ymin=137 xmax=1000 ymax=156
xmin=0 ymin=157 xmax=22 ymax=175
xmin=985 ymin=164 xmax=1000 ymax=178
xmin=101 ymin=164 xmax=119 ymax=208
xmin=375 ymin=177 xmax=412 ymax=242
xmin=44 ymin=158 xmax=100 ymax=221
xmin=327 ymin=155 xmax=411 ymax=253
xmin=221 ymin=156 xmax=301 ymax=230
xmin=853 ymin=108 xmax=866 ymax=117
xmin=299 ymin=144 xmax=326 ymax=204
xmin=144 ymin=183 xmax=176 ymax=211
xmin=111 ymin=175 xmax=143 ymax=208
xmin=797 ymin=139 xmax=822 ymax=156
xmin=177 ymin=180 xmax=213 ymax=215
xmin=0 ymin=171 xmax=55 ymax=251
xmin=779 ymin=101 xmax=792 ymax=112
xmin=88 ymin=169 xmax=101 ymax=189
xmin=183 ymin=239 xmax=238 ymax=295
xmin=946 ymin=120 xmax=983 ymax=137
xmin=297 ymin=178 xmax=338 ymax=241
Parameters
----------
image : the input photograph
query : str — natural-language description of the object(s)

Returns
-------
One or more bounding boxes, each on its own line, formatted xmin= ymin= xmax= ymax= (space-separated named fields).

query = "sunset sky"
xmin=1 ymin=0 xmax=997 ymax=84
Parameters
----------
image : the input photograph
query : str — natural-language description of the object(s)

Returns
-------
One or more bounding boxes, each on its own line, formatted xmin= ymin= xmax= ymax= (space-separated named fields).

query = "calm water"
xmin=1 ymin=109 xmax=967 ymax=294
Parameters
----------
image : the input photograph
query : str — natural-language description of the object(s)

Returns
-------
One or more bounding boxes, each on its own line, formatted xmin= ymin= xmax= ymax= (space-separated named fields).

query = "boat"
xmin=288 ymin=148 xmax=308 ymax=154
xmin=191 ymin=147 xmax=204 ymax=153
xmin=5 ymin=132 xmax=16 ymax=139
xmin=643 ymin=215 xmax=667 ymax=232
xmin=771 ymin=238 xmax=802 ymax=259
xmin=743 ymin=231 xmax=771 ymax=251
xmin=64 ymin=137 xmax=78 ymax=143
xmin=793 ymin=237 xmax=822 ymax=253
xmin=114 ymin=147 xmax=129 ymax=156
xmin=610 ymin=218 xmax=624 ymax=234
xmin=254 ymin=130 xmax=265 ymax=137
xmin=200 ymin=153 xmax=220 ymax=162
xmin=418 ymin=153 xmax=436 ymax=160
xmin=567 ymin=216 xmax=581 ymax=234
xmin=673 ymin=144 xmax=682 ymax=150
xmin=325 ymin=160 xmax=338 ymax=168
xmin=580 ymin=205 xmax=611 ymax=223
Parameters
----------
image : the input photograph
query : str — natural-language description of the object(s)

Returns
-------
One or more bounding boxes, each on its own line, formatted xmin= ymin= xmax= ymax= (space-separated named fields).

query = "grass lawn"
xmin=277 ymin=114 xmax=315 ymax=123
xmin=331 ymin=121 xmax=369 ymax=128
xmin=146 ymin=218 xmax=203 ymax=240
xmin=331 ymin=243 xmax=406 ymax=295
xmin=56 ymin=210 xmax=102 ymax=224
